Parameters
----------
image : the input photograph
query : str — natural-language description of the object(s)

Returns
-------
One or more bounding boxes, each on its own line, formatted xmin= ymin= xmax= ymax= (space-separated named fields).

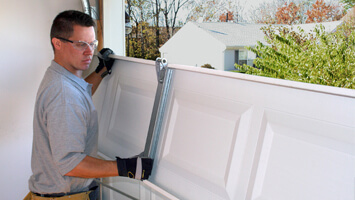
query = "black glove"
xmin=116 ymin=156 xmax=154 ymax=180
xmin=95 ymin=48 xmax=115 ymax=78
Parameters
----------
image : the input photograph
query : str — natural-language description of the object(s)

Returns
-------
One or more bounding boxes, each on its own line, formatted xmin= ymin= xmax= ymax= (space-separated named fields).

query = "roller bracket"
xmin=155 ymin=58 xmax=168 ymax=83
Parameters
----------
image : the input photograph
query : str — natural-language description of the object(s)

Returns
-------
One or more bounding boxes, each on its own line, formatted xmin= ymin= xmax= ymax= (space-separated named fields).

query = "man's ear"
xmin=52 ymin=37 xmax=61 ymax=50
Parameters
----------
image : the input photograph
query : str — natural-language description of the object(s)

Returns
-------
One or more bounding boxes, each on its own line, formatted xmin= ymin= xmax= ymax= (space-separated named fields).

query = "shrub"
xmin=234 ymin=23 xmax=355 ymax=89
xmin=201 ymin=63 xmax=215 ymax=69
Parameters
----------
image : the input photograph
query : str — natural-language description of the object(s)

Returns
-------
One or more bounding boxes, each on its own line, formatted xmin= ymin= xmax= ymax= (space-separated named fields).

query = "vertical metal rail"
xmin=143 ymin=58 xmax=173 ymax=158
xmin=97 ymin=58 xmax=174 ymax=199
xmin=147 ymin=69 xmax=173 ymax=159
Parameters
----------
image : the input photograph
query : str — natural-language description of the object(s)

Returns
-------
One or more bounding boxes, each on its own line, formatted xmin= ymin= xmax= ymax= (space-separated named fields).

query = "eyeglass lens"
xmin=73 ymin=40 xmax=98 ymax=51
xmin=57 ymin=37 xmax=98 ymax=51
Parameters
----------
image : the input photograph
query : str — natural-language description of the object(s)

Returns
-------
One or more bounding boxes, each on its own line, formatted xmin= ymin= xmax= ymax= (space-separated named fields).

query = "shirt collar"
xmin=50 ymin=60 xmax=91 ymax=92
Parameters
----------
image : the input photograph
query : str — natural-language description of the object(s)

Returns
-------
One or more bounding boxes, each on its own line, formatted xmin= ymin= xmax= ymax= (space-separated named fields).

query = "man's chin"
xmin=81 ymin=63 xmax=91 ymax=71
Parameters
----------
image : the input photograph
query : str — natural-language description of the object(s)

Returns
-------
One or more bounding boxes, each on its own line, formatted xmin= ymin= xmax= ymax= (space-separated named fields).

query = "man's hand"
xmin=95 ymin=48 xmax=115 ymax=78
xmin=116 ymin=156 xmax=154 ymax=180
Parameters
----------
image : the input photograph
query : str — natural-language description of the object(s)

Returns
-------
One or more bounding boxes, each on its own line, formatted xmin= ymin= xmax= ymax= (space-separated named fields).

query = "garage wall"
xmin=0 ymin=1 xmax=82 ymax=199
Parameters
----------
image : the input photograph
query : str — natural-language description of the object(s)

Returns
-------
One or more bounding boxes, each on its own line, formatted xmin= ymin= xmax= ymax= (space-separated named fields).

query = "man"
xmin=27 ymin=10 xmax=153 ymax=200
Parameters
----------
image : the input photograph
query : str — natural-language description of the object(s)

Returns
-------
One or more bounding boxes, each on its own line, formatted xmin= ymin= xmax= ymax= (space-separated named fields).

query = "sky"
xmin=177 ymin=0 xmax=273 ymax=22
xmin=242 ymin=0 xmax=275 ymax=15
xmin=249 ymin=0 xmax=344 ymax=10
xmin=245 ymin=0 xmax=273 ymax=8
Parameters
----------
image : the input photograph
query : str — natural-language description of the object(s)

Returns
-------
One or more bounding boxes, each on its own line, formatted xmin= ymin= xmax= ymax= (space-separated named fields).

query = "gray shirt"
xmin=29 ymin=61 xmax=98 ymax=194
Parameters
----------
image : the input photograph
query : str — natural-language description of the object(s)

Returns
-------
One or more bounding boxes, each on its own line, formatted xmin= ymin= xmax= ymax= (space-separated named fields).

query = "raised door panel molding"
xmin=152 ymin=69 xmax=256 ymax=200
xmin=97 ymin=59 xmax=157 ymax=159
xmin=250 ymin=110 xmax=355 ymax=200
xmin=95 ymin=58 xmax=181 ymax=200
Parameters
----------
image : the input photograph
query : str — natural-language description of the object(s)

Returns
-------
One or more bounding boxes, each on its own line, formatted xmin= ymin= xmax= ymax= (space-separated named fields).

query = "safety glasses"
xmin=56 ymin=37 xmax=98 ymax=51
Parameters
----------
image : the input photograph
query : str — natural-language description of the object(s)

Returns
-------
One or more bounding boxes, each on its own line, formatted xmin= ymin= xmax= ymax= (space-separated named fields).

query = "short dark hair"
xmin=50 ymin=10 xmax=96 ymax=49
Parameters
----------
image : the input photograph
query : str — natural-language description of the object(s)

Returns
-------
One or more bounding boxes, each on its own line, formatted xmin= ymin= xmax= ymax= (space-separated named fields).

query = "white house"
xmin=159 ymin=21 xmax=342 ymax=71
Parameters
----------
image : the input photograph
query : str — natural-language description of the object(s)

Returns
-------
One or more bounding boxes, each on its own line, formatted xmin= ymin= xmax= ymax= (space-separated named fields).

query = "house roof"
xmin=191 ymin=21 xmax=342 ymax=49
xmin=192 ymin=22 xmax=269 ymax=48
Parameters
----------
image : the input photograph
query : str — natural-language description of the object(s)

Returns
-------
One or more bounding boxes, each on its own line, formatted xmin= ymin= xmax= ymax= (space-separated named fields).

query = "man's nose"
xmin=83 ymin=44 xmax=94 ymax=54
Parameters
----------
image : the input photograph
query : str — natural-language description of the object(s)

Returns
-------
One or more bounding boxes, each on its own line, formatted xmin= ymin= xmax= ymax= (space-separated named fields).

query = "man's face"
xmin=59 ymin=25 xmax=96 ymax=76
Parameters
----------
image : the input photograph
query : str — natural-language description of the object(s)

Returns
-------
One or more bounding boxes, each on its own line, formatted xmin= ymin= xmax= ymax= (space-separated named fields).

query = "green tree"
xmin=126 ymin=0 xmax=152 ymax=58
xmin=126 ymin=24 xmax=161 ymax=60
xmin=235 ymin=23 xmax=355 ymax=89
xmin=341 ymin=0 xmax=355 ymax=11
xmin=162 ymin=0 xmax=192 ymax=39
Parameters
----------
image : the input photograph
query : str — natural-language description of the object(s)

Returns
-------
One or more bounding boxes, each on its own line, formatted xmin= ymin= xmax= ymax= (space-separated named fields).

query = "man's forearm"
xmin=65 ymin=156 xmax=118 ymax=178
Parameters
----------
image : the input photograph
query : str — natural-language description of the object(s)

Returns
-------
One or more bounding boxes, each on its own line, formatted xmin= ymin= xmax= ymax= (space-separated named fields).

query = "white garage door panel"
xmin=163 ymin=89 xmax=253 ymax=180
xmin=98 ymin=59 xmax=157 ymax=159
xmin=152 ymin=69 xmax=257 ymax=200
xmin=251 ymin=110 xmax=355 ymax=200
xmin=95 ymin=57 xmax=355 ymax=200
xmin=150 ymin=67 xmax=355 ymax=200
